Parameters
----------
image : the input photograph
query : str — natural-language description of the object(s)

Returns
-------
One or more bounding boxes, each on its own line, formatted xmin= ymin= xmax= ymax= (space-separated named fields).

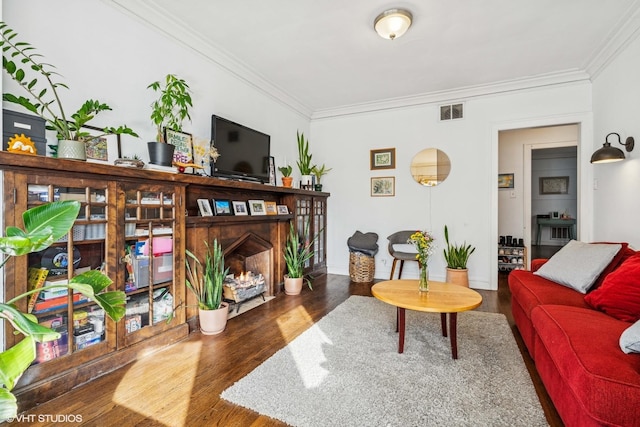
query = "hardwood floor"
xmin=10 ymin=274 xmax=563 ymax=426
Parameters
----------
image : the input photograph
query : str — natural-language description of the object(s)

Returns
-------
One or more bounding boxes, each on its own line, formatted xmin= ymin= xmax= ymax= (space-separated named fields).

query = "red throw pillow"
xmin=585 ymin=253 xmax=640 ymax=322
xmin=590 ymin=242 xmax=632 ymax=290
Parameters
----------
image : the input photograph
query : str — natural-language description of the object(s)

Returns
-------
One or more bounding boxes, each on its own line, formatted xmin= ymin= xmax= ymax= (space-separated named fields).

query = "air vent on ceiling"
xmin=440 ymin=103 xmax=464 ymax=121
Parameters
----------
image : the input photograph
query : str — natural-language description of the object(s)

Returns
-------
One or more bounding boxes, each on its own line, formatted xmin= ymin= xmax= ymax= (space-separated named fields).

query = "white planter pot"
xmin=198 ymin=302 xmax=229 ymax=335
xmin=284 ymin=275 xmax=303 ymax=295
xmin=57 ymin=139 xmax=86 ymax=160
xmin=300 ymin=174 xmax=313 ymax=187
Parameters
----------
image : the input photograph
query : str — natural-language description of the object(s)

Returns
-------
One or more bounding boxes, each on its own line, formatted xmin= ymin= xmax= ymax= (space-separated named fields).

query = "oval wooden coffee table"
xmin=371 ymin=280 xmax=483 ymax=359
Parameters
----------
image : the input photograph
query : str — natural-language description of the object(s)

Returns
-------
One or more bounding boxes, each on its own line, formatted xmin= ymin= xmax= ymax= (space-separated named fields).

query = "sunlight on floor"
xmin=277 ymin=305 xmax=332 ymax=389
xmin=113 ymin=341 xmax=202 ymax=426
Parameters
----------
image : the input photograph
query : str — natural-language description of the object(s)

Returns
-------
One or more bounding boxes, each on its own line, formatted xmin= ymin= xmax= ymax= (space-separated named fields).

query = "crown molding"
xmin=311 ymin=70 xmax=591 ymax=120
xmin=103 ymin=0 xmax=314 ymax=120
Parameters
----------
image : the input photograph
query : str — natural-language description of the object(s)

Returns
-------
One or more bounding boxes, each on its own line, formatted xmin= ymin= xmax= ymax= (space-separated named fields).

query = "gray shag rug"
xmin=221 ymin=295 xmax=547 ymax=426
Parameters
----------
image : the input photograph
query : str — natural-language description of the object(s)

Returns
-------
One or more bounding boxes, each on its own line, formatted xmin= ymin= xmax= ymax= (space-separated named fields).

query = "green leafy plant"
xmin=0 ymin=201 xmax=126 ymax=421
xmin=296 ymin=131 xmax=314 ymax=175
xmin=283 ymin=222 xmax=316 ymax=289
xmin=278 ymin=165 xmax=292 ymax=177
xmin=148 ymin=74 xmax=193 ymax=143
xmin=443 ymin=225 xmax=476 ymax=269
xmin=311 ymin=163 xmax=332 ymax=184
xmin=185 ymin=239 xmax=229 ymax=310
xmin=0 ymin=22 xmax=138 ymax=142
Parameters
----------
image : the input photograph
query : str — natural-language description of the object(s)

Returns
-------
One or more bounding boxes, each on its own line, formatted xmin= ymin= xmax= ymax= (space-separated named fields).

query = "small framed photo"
xmin=248 ymin=200 xmax=267 ymax=216
xmin=498 ymin=173 xmax=514 ymax=189
xmin=197 ymin=199 xmax=213 ymax=217
xmin=82 ymin=124 xmax=121 ymax=164
xmin=165 ymin=128 xmax=194 ymax=170
xmin=267 ymin=156 xmax=276 ymax=186
xmin=276 ymin=205 xmax=289 ymax=215
xmin=212 ymin=199 xmax=232 ymax=215
xmin=370 ymin=148 xmax=396 ymax=170
xmin=371 ymin=176 xmax=395 ymax=197
xmin=264 ymin=201 xmax=278 ymax=215
xmin=232 ymin=201 xmax=248 ymax=216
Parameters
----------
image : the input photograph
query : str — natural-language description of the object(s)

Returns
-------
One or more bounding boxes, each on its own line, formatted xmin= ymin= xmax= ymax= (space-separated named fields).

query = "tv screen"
xmin=211 ymin=115 xmax=271 ymax=183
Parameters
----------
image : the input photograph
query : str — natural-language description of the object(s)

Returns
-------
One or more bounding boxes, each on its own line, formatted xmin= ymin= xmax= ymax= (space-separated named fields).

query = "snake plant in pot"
xmin=283 ymin=222 xmax=315 ymax=295
xmin=0 ymin=201 xmax=126 ymax=421
xmin=185 ymin=239 xmax=229 ymax=335
xmin=443 ymin=225 xmax=476 ymax=287
xmin=0 ymin=22 xmax=138 ymax=160
xmin=296 ymin=131 xmax=314 ymax=187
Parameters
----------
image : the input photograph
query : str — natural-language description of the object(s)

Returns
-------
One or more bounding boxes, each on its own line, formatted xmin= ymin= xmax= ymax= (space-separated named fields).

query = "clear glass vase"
xmin=419 ymin=263 xmax=429 ymax=292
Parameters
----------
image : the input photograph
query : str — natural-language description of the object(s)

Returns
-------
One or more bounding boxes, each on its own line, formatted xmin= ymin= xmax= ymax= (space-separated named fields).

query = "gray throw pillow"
xmin=620 ymin=320 xmax=640 ymax=354
xmin=533 ymin=240 xmax=621 ymax=294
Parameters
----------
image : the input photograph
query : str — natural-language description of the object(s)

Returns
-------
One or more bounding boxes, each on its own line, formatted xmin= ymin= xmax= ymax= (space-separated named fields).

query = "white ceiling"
xmin=108 ymin=0 xmax=640 ymax=118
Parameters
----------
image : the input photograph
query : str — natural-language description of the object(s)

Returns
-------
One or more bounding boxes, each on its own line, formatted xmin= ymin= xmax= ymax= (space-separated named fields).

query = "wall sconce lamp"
xmin=590 ymin=132 xmax=635 ymax=164
xmin=374 ymin=9 xmax=413 ymax=40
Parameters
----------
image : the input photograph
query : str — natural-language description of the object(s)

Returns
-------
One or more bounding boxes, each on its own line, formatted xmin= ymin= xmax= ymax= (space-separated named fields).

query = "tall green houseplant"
xmin=148 ymin=74 xmax=193 ymax=143
xmin=0 ymin=201 xmax=126 ymax=421
xmin=0 ymin=22 xmax=138 ymax=144
xmin=283 ymin=222 xmax=315 ymax=290
xmin=185 ymin=240 xmax=228 ymax=310
xmin=443 ymin=225 xmax=476 ymax=269
xmin=296 ymin=131 xmax=314 ymax=176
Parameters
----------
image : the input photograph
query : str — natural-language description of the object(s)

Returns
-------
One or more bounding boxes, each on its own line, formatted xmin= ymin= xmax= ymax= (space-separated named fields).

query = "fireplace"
xmin=222 ymin=232 xmax=274 ymax=307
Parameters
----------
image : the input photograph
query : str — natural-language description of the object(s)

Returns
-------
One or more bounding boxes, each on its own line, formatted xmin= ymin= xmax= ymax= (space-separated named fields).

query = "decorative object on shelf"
xmin=197 ymin=199 xmax=213 ymax=217
xmin=147 ymin=74 xmax=193 ymax=166
xmin=268 ymin=156 xmax=276 ymax=186
xmin=232 ymin=201 xmax=248 ymax=216
xmin=165 ymin=128 xmax=193 ymax=171
xmin=212 ymin=199 xmax=232 ymax=216
xmin=296 ymin=131 xmax=314 ymax=187
xmin=498 ymin=173 xmax=515 ymax=189
xmin=311 ymin=163 xmax=332 ymax=191
xmin=374 ymin=8 xmax=413 ymax=40
xmin=283 ymin=222 xmax=316 ymax=295
xmin=370 ymin=147 xmax=396 ymax=170
xmin=276 ymin=205 xmax=289 ymax=215
xmin=7 ymin=134 xmax=37 ymax=155
xmin=248 ymin=200 xmax=267 ymax=216
xmin=264 ymin=201 xmax=278 ymax=215
xmin=278 ymin=164 xmax=293 ymax=187
xmin=408 ymin=230 xmax=435 ymax=292
xmin=591 ymin=132 xmax=635 ymax=164
xmin=114 ymin=157 xmax=145 ymax=168
xmin=443 ymin=225 xmax=476 ymax=287
xmin=0 ymin=201 xmax=125 ymax=420
xmin=185 ymin=239 xmax=230 ymax=335
xmin=371 ymin=176 xmax=395 ymax=197
xmin=0 ymin=22 xmax=138 ymax=161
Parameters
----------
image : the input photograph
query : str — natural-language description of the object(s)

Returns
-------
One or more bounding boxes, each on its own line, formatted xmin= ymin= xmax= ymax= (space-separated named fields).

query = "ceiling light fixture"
xmin=590 ymin=132 xmax=635 ymax=164
xmin=374 ymin=9 xmax=413 ymax=40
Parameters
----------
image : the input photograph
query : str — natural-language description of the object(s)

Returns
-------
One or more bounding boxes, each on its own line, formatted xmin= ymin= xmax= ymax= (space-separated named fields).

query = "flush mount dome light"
xmin=374 ymin=9 xmax=413 ymax=40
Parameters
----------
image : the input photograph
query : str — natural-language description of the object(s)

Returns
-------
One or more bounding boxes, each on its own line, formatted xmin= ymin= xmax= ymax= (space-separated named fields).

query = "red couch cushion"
xmin=509 ymin=270 xmax=589 ymax=317
xmin=591 ymin=242 xmax=633 ymax=290
xmin=585 ymin=253 xmax=640 ymax=322
xmin=532 ymin=305 xmax=640 ymax=427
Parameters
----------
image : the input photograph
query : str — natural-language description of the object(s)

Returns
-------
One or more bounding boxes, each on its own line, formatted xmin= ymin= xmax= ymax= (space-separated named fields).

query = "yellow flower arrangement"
xmin=408 ymin=230 xmax=435 ymax=266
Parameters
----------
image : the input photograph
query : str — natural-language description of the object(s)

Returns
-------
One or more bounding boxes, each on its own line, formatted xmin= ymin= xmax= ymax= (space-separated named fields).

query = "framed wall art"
xmin=82 ymin=125 xmax=121 ymax=164
xmin=248 ymin=199 xmax=267 ymax=216
xmin=165 ymin=128 xmax=193 ymax=169
xmin=370 ymin=148 xmax=396 ymax=170
xmin=276 ymin=205 xmax=289 ymax=215
xmin=212 ymin=199 xmax=232 ymax=216
xmin=498 ymin=173 xmax=514 ymax=189
xmin=264 ymin=200 xmax=278 ymax=215
xmin=371 ymin=176 xmax=395 ymax=197
xmin=232 ymin=201 xmax=248 ymax=216
xmin=539 ymin=176 xmax=569 ymax=195
xmin=197 ymin=199 xmax=213 ymax=217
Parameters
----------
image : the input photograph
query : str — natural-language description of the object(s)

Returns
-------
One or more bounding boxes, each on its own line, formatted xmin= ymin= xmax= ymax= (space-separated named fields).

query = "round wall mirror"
xmin=410 ymin=148 xmax=451 ymax=186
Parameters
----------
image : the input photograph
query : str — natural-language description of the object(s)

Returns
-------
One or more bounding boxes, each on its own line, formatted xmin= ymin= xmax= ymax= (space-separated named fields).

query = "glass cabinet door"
xmin=120 ymin=185 xmax=182 ymax=346
xmin=23 ymin=179 xmax=116 ymax=365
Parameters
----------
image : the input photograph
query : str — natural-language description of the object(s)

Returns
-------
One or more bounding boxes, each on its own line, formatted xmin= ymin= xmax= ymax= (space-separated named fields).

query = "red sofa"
xmin=509 ymin=249 xmax=640 ymax=427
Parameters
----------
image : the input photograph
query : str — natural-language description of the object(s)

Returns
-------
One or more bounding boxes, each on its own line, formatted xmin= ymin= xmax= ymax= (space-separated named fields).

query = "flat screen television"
xmin=211 ymin=115 xmax=271 ymax=183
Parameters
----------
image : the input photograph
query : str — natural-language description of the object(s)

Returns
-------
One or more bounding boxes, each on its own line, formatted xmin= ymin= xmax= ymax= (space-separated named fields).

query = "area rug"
xmin=221 ymin=295 xmax=547 ymax=426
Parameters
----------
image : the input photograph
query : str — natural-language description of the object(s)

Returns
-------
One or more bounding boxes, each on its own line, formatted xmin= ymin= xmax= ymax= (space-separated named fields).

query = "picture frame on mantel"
xmin=165 ymin=128 xmax=193 ymax=172
xmin=82 ymin=124 xmax=121 ymax=164
xmin=370 ymin=148 xmax=396 ymax=170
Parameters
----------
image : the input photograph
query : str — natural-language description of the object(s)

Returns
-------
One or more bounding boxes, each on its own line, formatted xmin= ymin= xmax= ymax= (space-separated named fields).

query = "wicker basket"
xmin=349 ymin=251 xmax=375 ymax=283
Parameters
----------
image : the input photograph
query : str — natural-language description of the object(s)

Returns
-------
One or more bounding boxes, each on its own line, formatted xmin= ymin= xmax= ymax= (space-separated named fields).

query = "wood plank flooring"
xmin=10 ymin=274 xmax=563 ymax=426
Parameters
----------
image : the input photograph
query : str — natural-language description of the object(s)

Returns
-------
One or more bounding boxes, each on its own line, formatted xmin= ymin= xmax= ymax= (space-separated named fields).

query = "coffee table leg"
xmin=440 ymin=313 xmax=447 ymax=337
xmin=450 ymin=312 xmax=458 ymax=359
xmin=398 ymin=307 xmax=405 ymax=353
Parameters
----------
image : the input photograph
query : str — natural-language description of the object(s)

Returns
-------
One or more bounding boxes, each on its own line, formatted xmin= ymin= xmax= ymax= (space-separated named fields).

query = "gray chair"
xmin=387 ymin=230 xmax=419 ymax=280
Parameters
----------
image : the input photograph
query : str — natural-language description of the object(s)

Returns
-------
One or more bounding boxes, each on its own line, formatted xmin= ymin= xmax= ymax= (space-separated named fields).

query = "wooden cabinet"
xmin=0 ymin=152 xmax=328 ymax=412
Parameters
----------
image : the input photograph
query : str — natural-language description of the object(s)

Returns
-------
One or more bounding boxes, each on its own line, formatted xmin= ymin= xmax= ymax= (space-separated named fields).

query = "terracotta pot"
xmin=446 ymin=268 xmax=469 ymax=287
xmin=284 ymin=275 xmax=303 ymax=295
xmin=57 ymin=139 xmax=86 ymax=160
xmin=198 ymin=302 xmax=229 ymax=335
xmin=281 ymin=176 xmax=293 ymax=188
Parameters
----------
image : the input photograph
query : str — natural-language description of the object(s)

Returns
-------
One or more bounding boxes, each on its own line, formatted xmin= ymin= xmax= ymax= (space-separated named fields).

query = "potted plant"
xmin=278 ymin=165 xmax=293 ymax=188
xmin=147 ymin=74 xmax=193 ymax=166
xmin=0 ymin=22 xmax=138 ymax=160
xmin=185 ymin=239 xmax=230 ymax=335
xmin=443 ymin=225 xmax=476 ymax=287
xmin=311 ymin=163 xmax=332 ymax=191
xmin=0 ymin=200 xmax=126 ymax=420
xmin=283 ymin=222 xmax=315 ymax=295
xmin=296 ymin=131 xmax=314 ymax=187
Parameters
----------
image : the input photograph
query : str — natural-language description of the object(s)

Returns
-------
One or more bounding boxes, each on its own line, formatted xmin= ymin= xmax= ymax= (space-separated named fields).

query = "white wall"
xmin=2 ymin=0 xmax=310 ymax=172
xmin=313 ymin=83 xmax=592 ymax=289
xmin=592 ymin=31 xmax=640 ymax=249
